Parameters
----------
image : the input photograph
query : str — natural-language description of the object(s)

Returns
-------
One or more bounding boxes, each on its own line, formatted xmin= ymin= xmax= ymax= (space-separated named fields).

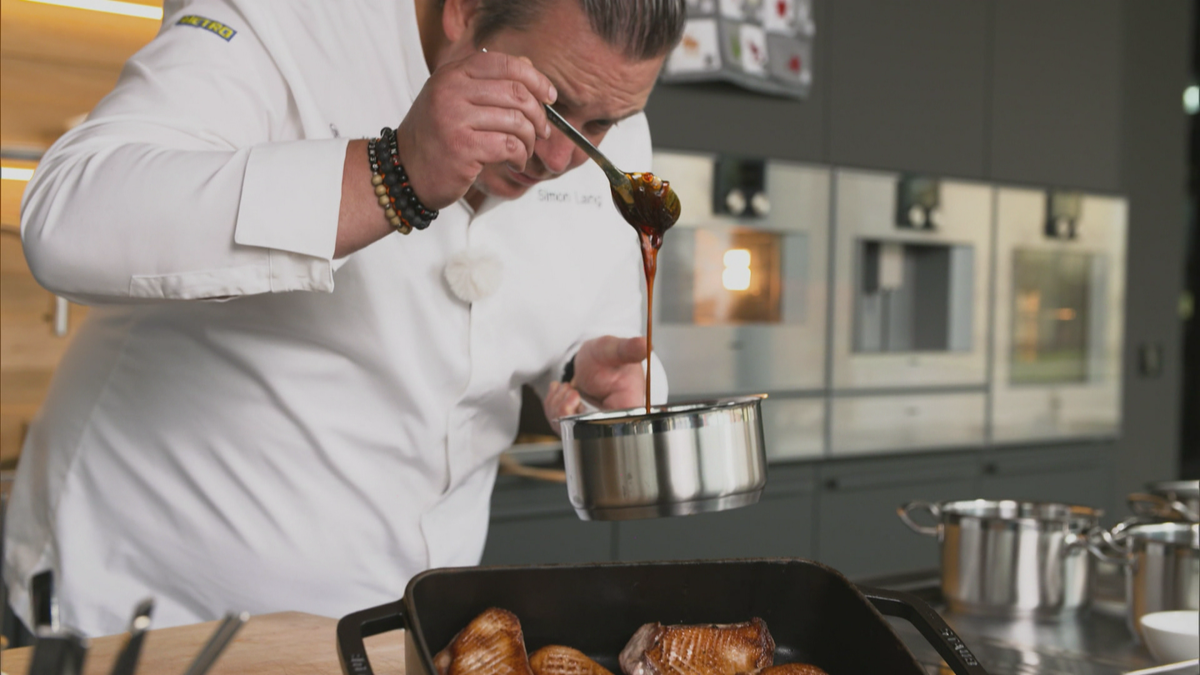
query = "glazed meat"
xmin=618 ymin=619 xmax=775 ymax=675
xmin=744 ymin=664 xmax=828 ymax=675
xmin=434 ymin=608 xmax=534 ymax=675
xmin=530 ymin=645 xmax=616 ymax=675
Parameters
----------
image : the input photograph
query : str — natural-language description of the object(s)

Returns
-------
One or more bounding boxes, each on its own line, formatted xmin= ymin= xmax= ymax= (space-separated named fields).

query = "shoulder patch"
xmin=177 ymin=15 xmax=237 ymax=42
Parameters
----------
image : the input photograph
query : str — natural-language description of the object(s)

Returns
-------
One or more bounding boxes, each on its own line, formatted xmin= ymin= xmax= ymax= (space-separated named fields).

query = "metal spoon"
xmin=541 ymin=104 xmax=681 ymax=227
xmin=541 ymin=104 xmax=636 ymax=201
xmin=478 ymin=48 xmax=680 ymax=226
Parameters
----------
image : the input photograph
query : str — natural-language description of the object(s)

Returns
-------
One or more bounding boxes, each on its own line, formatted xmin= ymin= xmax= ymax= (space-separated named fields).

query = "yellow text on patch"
xmin=177 ymin=15 xmax=237 ymax=42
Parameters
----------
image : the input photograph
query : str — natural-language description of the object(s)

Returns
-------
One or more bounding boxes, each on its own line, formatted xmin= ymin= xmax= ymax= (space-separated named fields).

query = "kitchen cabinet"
xmin=815 ymin=453 xmax=979 ymax=579
xmin=481 ymin=476 xmax=615 ymax=565
xmin=988 ymin=0 xmax=1123 ymax=191
xmin=979 ymin=443 xmax=1114 ymax=513
xmin=615 ymin=463 xmax=816 ymax=561
xmin=644 ymin=0 xmax=828 ymax=163
xmin=826 ymin=0 xmax=988 ymax=177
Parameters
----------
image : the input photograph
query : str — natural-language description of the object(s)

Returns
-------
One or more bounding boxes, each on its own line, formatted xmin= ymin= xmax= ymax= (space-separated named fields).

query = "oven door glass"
xmin=852 ymin=240 xmax=975 ymax=353
xmin=659 ymin=227 xmax=805 ymax=326
xmin=1010 ymin=248 xmax=1095 ymax=384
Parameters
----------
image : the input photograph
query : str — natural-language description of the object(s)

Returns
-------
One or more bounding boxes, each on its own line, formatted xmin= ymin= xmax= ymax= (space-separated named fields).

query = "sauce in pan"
xmin=610 ymin=172 xmax=681 ymax=414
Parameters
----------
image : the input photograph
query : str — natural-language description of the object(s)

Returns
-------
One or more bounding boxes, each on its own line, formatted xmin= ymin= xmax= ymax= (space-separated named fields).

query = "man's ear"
xmin=442 ymin=0 xmax=483 ymax=45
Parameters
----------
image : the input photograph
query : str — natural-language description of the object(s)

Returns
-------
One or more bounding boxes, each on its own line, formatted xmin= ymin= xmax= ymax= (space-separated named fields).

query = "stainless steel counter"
xmin=868 ymin=566 xmax=1191 ymax=675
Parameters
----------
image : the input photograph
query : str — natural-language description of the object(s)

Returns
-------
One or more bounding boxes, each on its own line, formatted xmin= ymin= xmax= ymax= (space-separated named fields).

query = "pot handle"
xmin=1129 ymin=492 xmax=1200 ymax=521
xmin=1084 ymin=523 xmax=1131 ymax=565
xmin=897 ymin=501 xmax=941 ymax=537
xmin=860 ymin=586 xmax=989 ymax=675
xmin=337 ymin=599 xmax=408 ymax=675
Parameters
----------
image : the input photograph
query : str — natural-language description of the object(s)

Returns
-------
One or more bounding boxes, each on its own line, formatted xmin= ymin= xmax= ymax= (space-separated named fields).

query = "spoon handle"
xmin=182 ymin=612 xmax=248 ymax=675
xmin=542 ymin=104 xmax=629 ymax=190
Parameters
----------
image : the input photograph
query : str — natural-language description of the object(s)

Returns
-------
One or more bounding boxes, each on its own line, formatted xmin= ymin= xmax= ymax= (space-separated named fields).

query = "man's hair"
xmin=471 ymin=0 xmax=687 ymax=61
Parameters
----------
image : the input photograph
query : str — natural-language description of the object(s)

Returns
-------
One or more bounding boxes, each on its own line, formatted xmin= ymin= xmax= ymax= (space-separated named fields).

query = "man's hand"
xmin=542 ymin=336 xmax=647 ymax=435
xmin=395 ymin=50 xmax=556 ymax=209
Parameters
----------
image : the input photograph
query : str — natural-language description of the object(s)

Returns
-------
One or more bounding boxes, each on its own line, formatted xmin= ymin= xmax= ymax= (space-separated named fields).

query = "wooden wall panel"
xmin=0 ymin=0 xmax=150 ymax=467
xmin=0 ymin=230 xmax=89 ymax=468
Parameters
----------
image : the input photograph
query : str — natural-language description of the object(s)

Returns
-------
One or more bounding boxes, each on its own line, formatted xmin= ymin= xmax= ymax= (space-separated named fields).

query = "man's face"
xmin=452 ymin=1 xmax=666 ymax=200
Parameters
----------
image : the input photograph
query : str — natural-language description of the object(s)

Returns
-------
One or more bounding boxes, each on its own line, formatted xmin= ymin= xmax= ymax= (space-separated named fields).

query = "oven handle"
xmin=859 ymin=586 xmax=990 ymax=675
xmin=336 ymin=599 xmax=408 ymax=675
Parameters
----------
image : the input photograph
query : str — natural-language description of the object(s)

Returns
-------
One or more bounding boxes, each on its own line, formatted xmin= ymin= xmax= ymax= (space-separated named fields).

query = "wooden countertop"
xmin=0 ymin=611 xmax=406 ymax=675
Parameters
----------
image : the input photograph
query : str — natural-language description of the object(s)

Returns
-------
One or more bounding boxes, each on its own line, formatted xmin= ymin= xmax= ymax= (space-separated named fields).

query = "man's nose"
xmin=536 ymin=129 xmax=578 ymax=175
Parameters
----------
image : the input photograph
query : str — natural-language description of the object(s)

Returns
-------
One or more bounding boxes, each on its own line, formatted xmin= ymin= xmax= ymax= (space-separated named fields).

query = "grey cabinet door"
xmin=481 ymin=477 xmax=615 ymax=565
xmin=826 ymin=0 xmax=988 ymax=177
xmin=988 ymin=0 xmax=1123 ymax=191
xmin=816 ymin=454 xmax=979 ymax=580
xmin=979 ymin=444 xmax=1113 ymax=512
xmin=644 ymin=0 xmax=829 ymax=163
xmin=616 ymin=464 xmax=817 ymax=562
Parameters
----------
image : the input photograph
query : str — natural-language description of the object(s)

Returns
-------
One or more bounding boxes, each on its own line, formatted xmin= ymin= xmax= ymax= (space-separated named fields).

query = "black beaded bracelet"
xmin=366 ymin=126 xmax=438 ymax=234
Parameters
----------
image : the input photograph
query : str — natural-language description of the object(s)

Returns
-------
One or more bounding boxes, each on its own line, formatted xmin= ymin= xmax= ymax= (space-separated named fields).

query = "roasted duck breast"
xmin=743 ymin=664 xmax=829 ymax=675
xmin=618 ymin=619 xmax=776 ymax=675
xmin=434 ymin=607 xmax=534 ymax=675
xmin=530 ymin=645 xmax=616 ymax=675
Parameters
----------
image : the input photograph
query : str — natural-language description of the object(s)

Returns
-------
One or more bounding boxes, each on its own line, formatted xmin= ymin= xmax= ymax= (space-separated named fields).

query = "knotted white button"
xmin=443 ymin=247 xmax=503 ymax=303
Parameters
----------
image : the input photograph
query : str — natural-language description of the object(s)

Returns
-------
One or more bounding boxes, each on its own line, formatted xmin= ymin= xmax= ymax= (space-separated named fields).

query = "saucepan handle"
xmin=337 ymin=600 xmax=409 ymax=675
xmin=897 ymin=501 xmax=942 ymax=537
xmin=859 ymin=586 xmax=990 ymax=675
xmin=1080 ymin=518 xmax=1137 ymax=565
xmin=1129 ymin=493 xmax=1199 ymax=521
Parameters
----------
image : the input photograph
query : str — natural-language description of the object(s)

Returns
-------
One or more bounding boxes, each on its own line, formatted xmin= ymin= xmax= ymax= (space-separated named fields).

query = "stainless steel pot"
xmin=559 ymin=395 xmax=767 ymax=521
xmin=1093 ymin=521 xmax=1200 ymax=643
xmin=899 ymin=499 xmax=1102 ymax=617
xmin=1129 ymin=480 xmax=1200 ymax=523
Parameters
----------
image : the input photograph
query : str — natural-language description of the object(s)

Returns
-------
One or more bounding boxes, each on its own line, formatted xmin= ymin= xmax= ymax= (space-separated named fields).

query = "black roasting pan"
xmin=337 ymin=559 xmax=987 ymax=675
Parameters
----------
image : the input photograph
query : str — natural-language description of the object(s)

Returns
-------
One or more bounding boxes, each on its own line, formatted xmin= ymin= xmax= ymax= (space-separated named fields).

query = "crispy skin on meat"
xmin=745 ymin=664 xmax=829 ymax=675
xmin=530 ymin=645 xmax=616 ymax=675
xmin=618 ymin=619 xmax=775 ymax=675
xmin=434 ymin=608 xmax=534 ymax=675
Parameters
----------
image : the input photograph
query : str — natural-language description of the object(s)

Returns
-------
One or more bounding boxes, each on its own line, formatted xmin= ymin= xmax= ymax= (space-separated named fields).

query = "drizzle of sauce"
xmin=610 ymin=172 xmax=681 ymax=414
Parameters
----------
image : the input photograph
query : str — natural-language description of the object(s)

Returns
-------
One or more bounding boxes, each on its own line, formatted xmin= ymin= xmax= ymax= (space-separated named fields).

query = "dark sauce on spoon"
xmin=610 ymin=172 xmax=681 ymax=414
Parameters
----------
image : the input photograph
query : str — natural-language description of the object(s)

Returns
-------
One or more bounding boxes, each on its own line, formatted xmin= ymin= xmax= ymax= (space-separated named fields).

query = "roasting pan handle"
xmin=336 ymin=599 xmax=408 ymax=675
xmin=859 ymin=586 xmax=990 ymax=675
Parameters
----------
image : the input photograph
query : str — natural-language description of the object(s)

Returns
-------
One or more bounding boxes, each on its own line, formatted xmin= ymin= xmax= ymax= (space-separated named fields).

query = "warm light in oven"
xmin=722 ymin=249 xmax=752 ymax=291
xmin=1055 ymin=308 xmax=1076 ymax=321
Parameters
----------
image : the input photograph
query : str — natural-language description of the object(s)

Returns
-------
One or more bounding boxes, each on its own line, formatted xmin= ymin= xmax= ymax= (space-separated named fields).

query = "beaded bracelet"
xmin=367 ymin=127 xmax=439 ymax=234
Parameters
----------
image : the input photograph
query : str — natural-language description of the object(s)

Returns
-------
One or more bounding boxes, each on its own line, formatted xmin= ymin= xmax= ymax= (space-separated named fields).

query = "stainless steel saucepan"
xmin=899 ymin=499 xmax=1102 ymax=617
xmin=1092 ymin=521 xmax=1200 ymax=643
xmin=558 ymin=395 xmax=767 ymax=521
xmin=1129 ymin=480 xmax=1200 ymax=523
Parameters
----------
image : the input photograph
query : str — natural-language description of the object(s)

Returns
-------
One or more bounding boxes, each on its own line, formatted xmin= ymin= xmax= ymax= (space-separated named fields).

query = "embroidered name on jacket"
xmin=177 ymin=15 xmax=237 ymax=41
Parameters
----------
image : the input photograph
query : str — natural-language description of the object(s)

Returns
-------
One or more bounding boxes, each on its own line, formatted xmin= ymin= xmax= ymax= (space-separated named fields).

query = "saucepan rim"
xmin=559 ymin=394 xmax=767 ymax=439
xmin=1121 ymin=520 xmax=1200 ymax=545
xmin=938 ymin=499 xmax=1103 ymax=527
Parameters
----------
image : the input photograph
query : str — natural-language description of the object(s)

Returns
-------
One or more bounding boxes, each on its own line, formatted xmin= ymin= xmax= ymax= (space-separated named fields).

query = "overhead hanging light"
xmin=21 ymin=0 xmax=163 ymax=20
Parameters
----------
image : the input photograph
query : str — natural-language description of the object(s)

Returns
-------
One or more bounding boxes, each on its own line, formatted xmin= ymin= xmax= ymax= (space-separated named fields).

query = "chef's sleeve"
xmin=20 ymin=0 xmax=345 ymax=304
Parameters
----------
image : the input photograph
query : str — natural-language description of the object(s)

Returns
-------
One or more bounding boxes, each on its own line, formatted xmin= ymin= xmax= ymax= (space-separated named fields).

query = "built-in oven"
xmin=651 ymin=151 xmax=829 ymax=459
xmin=829 ymin=169 xmax=992 ymax=455
xmin=991 ymin=187 xmax=1127 ymax=443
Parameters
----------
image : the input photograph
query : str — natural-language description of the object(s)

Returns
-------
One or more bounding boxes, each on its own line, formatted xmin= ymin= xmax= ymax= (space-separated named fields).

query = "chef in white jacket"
xmin=5 ymin=0 xmax=682 ymax=636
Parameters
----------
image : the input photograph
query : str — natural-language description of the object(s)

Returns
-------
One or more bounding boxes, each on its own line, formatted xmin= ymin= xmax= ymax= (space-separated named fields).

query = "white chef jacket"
xmin=5 ymin=0 xmax=667 ymax=636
